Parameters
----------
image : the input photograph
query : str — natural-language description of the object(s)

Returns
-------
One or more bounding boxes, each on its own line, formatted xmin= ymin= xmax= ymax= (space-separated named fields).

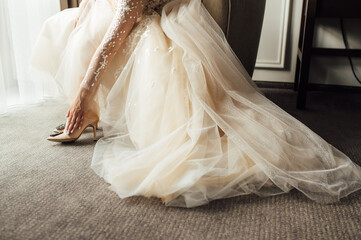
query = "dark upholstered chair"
xmin=203 ymin=0 xmax=266 ymax=77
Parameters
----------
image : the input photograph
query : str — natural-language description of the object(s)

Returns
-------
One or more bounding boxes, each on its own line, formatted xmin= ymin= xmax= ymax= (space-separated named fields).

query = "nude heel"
xmin=92 ymin=122 xmax=97 ymax=141
xmin=47 ymin=112 xmax=99 ymax=143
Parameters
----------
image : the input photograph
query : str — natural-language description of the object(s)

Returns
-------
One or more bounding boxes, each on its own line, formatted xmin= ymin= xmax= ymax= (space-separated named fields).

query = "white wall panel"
xmin=255 ymin=0 xmax=290 ymax=69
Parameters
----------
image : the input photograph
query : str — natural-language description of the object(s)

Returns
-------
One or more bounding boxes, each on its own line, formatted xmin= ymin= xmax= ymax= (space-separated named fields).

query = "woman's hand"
xmin=65 ymin=88 xmax=90 ymax=134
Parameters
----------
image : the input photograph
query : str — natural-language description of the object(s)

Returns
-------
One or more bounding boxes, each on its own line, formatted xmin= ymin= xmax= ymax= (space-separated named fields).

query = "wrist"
xmin=78 ymin=88 xmax=90 ymax=101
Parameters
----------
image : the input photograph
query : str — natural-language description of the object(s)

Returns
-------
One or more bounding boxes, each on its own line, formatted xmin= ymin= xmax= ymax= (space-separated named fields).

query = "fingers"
xmin=73 ymin=115 xmax=83 ymax=131
xmin=66 ymin=112 xmax=74 ymax=134
xmin=68 ymin=113 xmax=77 ymax=134
xmin=79 ymin=115 xmax=84 ymax=129
xmin=65 ymin=108 xmax=75 ymax=133
xmin=66 ymin=111 xmax=84 ymax=134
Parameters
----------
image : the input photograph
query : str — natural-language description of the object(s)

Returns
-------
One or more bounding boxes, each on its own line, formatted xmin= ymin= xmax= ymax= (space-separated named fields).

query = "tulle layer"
xmin=30 ymin=0 xmax=361 ymax=207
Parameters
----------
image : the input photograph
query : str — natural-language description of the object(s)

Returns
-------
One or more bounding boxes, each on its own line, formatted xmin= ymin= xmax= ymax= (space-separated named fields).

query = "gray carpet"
xmin=0 ymin=89 xmax=360 ymax=240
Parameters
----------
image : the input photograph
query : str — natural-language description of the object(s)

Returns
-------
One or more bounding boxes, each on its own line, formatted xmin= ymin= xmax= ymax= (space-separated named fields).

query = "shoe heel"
xmin=92 ymin=122 xmax=97 ymax=141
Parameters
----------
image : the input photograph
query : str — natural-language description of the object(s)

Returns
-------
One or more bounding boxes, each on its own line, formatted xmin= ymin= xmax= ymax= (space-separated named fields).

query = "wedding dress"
xmin=30 ymin=0 xmax=361 ymax=207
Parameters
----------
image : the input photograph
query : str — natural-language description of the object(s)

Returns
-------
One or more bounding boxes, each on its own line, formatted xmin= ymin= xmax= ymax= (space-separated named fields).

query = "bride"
xmin=30 ymin=0 xmax=361 ymax=207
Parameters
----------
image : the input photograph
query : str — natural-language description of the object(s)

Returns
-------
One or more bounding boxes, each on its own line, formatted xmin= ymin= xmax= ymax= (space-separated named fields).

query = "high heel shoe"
xmin=53 ymin=123 xmax=100 ymax=133
xmin=47 ymin=113 xmax=99 ymax=143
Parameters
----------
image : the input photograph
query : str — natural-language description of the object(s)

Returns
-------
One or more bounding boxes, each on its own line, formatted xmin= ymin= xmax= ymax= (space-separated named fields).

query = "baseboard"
xmin=307 ymin=83 xmax=361 ymax=93
xmin=254 ymin=81 xmax=294 ymax=89
xmin=254 ymin=81 xmax=361 ymax=93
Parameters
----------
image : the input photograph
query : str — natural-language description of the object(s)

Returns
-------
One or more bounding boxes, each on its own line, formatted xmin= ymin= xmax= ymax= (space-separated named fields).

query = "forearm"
xmin=79 ymin=0 xmax=146 ymax=93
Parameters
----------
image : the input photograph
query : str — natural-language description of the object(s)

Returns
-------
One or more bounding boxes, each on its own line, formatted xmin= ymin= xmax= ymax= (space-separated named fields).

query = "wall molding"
xmin=255 ymin=0 xmax=290 ymax=69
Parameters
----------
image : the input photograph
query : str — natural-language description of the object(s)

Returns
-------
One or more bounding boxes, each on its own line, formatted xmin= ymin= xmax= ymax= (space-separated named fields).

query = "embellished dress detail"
xmin=79 ymin=0 xmax=147 ymax=91
xmin=30 ymin=0 xmax=361 ymax=207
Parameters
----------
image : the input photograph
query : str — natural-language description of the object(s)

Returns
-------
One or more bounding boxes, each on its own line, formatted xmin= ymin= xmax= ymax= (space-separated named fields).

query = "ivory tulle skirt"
xmin=30 ymin=0 xmax=361 ymax=207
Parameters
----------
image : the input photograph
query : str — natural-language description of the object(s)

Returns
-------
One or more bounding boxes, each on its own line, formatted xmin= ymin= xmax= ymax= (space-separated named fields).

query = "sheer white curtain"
xmin=0 ymin=0 xmax=60 ymax=114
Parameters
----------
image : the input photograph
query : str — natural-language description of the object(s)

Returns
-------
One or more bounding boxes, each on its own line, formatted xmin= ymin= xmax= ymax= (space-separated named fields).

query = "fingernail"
xmin=79 ymin=127 xmax=81 ymax=129
xmin=71 ymin=130 xmax=73 ymax=134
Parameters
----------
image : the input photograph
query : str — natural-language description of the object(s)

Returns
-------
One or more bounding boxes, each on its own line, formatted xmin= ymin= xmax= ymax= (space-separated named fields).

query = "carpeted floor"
xmin=0 ymin=89 xmax=360 ymax=240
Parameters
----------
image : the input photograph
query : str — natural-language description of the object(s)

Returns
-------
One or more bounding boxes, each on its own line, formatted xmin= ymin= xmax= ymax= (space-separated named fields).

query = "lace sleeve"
xmin=80 ymin=0 xmax=147 ymax=91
